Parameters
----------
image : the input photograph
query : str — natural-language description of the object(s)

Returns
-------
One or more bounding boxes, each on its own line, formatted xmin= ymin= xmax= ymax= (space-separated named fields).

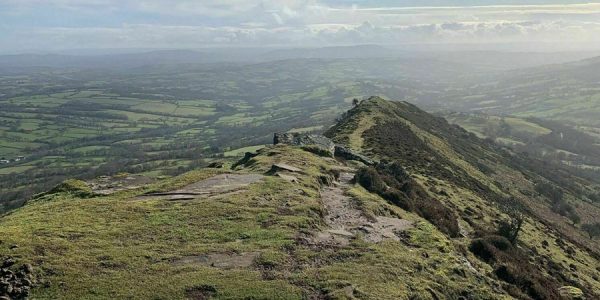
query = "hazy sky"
xmin=2 ymin=0 xmax=600 ymax=53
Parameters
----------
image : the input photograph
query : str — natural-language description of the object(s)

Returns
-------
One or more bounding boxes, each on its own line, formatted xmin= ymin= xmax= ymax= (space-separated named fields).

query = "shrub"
xmin=469 ymin=235 xmax=561 ymax=299
xmin=355 ymin=164 xmax=460 ymax=237
xmin=497 ymin=214 xmax=524 ymax=244
xmin=469 ymin=235 xmax=512 ymax=263
xmin=355 ymin=167 xmax=386 ymax=193
xmin=535 ymin=181 xmax=581 ymax=223
xmin=582 ymin=223 xmax=600 ymax=239
xmin=535 ymin=181 xmax=563 ymax=203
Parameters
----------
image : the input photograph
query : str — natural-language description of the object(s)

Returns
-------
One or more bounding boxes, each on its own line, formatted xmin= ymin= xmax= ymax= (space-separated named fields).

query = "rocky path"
xmin=136 ymin=173 xmax=264 ymax=201
xmin=315 ymin=172 xmax=413 ymax=246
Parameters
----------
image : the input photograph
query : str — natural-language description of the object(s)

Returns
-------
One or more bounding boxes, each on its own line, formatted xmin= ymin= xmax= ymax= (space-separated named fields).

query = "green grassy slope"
xmin=327 ymin=97 xmax=600 ymax=299
xmin=1 ymin=98 xmax=599 ymax=299
xmin=0 ymin=145 xmax=506 ymax=299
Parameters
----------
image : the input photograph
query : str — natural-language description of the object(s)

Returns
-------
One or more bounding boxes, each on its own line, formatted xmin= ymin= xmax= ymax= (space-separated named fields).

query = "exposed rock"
xmin=273 ymin=132 xmax=295 ymax=145
xmin=334 ymin=146 xmax=375 ymax=166
xmin=207 ymin=161 xmax=224 ymax=168
xmin=87 ymin=174 xmax=155 ymax=195
xmin=1 ymin=257 xmax=35 ymax=300
xmin=272 ymin=133 xmax=377 ymax=166
xmin=274 ymin=133 xmax=335 ymax=157
xmin=20 ymin=265 xmax=33 ymax=275
xmin=137 ymin=174 xmax=264 ymax=201
xmin=232 ymin=151 xmax=259 ymax=169
xmin=270 ymin=164 xmax=302 ymax=173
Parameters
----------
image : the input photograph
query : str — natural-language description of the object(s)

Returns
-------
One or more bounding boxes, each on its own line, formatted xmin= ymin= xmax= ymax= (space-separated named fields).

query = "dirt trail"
xmin=316 ymin=172 xmax=412 ymax=245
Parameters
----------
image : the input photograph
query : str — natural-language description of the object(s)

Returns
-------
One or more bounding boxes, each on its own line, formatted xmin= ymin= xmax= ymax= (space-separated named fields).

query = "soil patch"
xmin=314 ymin=172 xmax=413 ymax=246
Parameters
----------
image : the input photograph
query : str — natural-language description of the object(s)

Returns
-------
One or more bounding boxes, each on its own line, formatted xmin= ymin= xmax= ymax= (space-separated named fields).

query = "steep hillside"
xmin=327 ymin=97 xmax=600 ymax=298
xmin=1 ymin=97 xmax=599 ymax=299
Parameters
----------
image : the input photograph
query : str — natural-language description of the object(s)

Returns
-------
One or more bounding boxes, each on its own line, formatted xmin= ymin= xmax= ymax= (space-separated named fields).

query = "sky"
xmin=1 ymin=0 xmax=600 ymax=53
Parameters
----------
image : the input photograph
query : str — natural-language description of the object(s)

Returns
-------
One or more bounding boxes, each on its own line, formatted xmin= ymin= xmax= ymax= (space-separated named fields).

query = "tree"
xmin=582 ymin=223 xmax=600 ymax=239
xmin=352 ymin=98 xmax=360 ymax=107
xmin=569 ymin=213 xmax=581 ymax=225
xmin=498 ymin=214 xmax=524 ymax=244
xmin=498 ymin=197 xmax=525 ymax=244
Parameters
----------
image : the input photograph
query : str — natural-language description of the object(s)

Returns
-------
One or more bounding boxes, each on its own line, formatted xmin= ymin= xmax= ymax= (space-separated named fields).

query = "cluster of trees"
xmin=535 ymin=181 xmax=580 ymax=224
xmin=581 ymin=223 xmax=600 ymax=239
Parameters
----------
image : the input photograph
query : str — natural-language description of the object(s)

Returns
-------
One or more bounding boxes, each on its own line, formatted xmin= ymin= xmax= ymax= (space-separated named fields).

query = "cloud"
xmin=1 ymin=1 xmax=600 ymax=51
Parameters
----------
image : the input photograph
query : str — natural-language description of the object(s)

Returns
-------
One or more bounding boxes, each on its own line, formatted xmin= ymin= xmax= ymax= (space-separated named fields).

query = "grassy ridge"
xmin=327 ymin=97 xmax=600 ymax=298
xmin=0 ymin=145 xmax=505 ymax=299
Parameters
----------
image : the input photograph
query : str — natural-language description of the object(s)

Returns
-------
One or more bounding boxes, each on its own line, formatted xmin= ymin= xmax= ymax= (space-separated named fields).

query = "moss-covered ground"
xmin=0 ymin=145 xmax=507 ymax=299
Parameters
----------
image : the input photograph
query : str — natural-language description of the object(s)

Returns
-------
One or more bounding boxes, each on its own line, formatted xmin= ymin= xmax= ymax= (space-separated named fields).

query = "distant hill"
xmin=2 ymin=47 xmax=597 ymax=73
xmin=445 ymin=112 xmax=600 ymax=170
xmin=0 ymin=50 xmax=251 ymax=71
xmin=435 ymin=55 xmax=600 ymax=126
xmin=1 ymin=97 xmax=598 ymax=299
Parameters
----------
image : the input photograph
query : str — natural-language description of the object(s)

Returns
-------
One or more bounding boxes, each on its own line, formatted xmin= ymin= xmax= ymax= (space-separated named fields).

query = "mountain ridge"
xmin=0 ymin=97 xmax=598 ymax=299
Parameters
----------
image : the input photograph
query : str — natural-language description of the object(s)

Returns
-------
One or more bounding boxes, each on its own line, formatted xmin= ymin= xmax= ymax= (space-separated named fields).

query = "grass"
xmin=0 ymin=165 xmax=34 ymax=175
xmin=0 ymin=145 xmax=509 ymax=299
xmin=327 ymin=97 xmax=600 ymax=298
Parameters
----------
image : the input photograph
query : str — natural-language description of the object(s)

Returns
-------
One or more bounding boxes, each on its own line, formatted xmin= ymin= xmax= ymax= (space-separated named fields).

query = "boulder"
xmin=232 ymin=151 xmax=259 ymax=169
xmin=207 ymin=162 xmax=224 ymax=169
xmin=273 ymin=133 xmax=296 ymax=145
xmin=334 ymin=146 xmax=375 ymax=166
xmin=272 ymin=132 xmax=377 ymax=165
xmin=270 ymin=164 xmax=302 ymax=173
xmin=273 ymin=133 xmax=335 ymax=157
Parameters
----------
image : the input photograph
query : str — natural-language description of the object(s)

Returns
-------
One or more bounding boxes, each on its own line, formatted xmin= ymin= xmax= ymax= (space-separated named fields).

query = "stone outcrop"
xmin=274 ymin=133 xmax=335 ymax=157
xmin=334 ymin=146 xmax=375 ymax=166
xmin=1 ymin=257 xmax=34 ymax=300
xmin=273 ymin=132 xmax=376 ymax=165
xmin=270 ymin=164 xmax=302 ymax=173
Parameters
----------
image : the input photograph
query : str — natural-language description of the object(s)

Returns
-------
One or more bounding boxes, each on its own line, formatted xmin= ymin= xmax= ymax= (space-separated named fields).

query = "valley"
xmin=4 ymin=1 xmax=600 ymax=299
xmin=4 ymin=52 xmax=600 ymax=215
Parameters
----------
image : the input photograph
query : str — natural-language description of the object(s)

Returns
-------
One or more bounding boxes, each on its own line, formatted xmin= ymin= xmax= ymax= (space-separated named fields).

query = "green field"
xmin=3 ymin=55 xmax=600 ymax=212
xmin=0 ymin=60 xmax=383 ymax=208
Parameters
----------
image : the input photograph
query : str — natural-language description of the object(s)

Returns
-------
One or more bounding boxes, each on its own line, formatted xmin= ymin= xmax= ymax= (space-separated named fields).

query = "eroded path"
xmin=315 ymin=172 xmax=413 ymax=246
